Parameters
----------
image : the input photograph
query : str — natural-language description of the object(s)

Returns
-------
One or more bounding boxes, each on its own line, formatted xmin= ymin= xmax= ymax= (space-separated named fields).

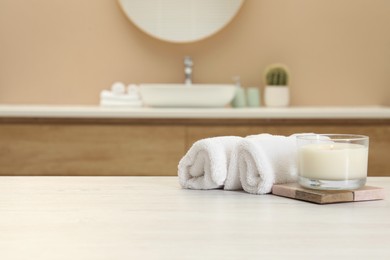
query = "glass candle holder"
xmin=296 ymin=134 xmax=369 ymax=190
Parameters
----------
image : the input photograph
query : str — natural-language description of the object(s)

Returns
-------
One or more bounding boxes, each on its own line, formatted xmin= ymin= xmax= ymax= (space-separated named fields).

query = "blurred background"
xmin=0 ymin=0 xmax=389 ymax=106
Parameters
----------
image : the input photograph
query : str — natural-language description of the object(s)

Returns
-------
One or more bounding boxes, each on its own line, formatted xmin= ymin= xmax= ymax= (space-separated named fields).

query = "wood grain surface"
xmin=272 ymin=183 xmax=385 ymax=204
xmin=0 ymin=118 xmax=389 ymax=176
xmin=0 ymin=124 xmax=185 ymax=176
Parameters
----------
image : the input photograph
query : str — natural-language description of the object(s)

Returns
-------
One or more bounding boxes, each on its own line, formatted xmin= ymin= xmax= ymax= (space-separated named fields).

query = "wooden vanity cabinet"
xmin=0 ymin=118 xmax=388 ymax=176
xmin=0 ymin=120 xmax=186 ymax=176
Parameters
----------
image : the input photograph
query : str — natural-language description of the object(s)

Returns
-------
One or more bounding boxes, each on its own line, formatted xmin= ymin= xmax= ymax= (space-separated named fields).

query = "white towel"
xmin=178 ymin=136 xmax=243 ymax=190
xmin=224 ymin=133 xmax=272 ymax=190
xmin=225 ymin=134 xmax=299 ymax=194
xmin=100 ymin=99 xmax=143 ymax=107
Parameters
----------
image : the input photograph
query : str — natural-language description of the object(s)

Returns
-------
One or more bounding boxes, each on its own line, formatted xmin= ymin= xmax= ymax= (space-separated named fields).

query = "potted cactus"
xmin=263 ymin=64 xmax=290 ymax=107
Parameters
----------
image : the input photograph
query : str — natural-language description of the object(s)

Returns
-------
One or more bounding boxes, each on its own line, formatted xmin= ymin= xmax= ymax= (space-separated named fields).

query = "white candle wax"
xmin=298 ymin=143 xmax=368 ymax=180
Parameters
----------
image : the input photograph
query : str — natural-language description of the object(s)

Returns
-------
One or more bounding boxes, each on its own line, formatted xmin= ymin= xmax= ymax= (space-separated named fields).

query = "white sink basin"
xmin=139 ymin=84 xmax=237 ymax=108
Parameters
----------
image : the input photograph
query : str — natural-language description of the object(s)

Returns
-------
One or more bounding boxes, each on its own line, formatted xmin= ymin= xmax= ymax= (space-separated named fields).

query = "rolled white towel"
xmin=178 ymin=136 xmax=243 ymax=190
xmin=100 ymin=90 xmax=141 ymax=102
xmin=225 ymin=134 xmax=299 ymax=194
xmin=224 ymin=133 xmax=272 ymax=191
xmin=127 ymin=84 xmax=140 ymax=97
xmin=111 ymin=82 xmax=126 ymax=95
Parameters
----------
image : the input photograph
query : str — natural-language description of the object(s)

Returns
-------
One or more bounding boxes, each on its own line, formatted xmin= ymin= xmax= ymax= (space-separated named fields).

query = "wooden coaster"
xmin=272 ymin=183 xmax=386 ymax=204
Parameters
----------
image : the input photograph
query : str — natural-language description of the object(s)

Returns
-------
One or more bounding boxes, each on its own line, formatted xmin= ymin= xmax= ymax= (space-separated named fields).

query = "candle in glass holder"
xmin=297 ymin=134 xmax=369 ymax=190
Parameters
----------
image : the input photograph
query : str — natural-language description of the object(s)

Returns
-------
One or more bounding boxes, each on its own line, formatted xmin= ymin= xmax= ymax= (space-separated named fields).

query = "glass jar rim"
xmin=296 ymin=134 xmax=368 ymax=141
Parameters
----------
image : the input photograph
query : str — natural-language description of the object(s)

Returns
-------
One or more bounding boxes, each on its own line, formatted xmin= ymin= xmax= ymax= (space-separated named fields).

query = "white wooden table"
xmin=0 ymin=177 xmax=389 ymax=260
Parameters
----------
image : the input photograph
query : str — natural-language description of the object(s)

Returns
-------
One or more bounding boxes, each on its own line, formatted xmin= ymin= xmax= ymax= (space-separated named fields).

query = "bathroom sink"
xmin=139 ymin=84 xmax=237 ymax=108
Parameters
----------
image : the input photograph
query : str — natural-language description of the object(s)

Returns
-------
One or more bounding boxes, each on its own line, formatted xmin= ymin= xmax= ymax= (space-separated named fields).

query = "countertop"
xmin=0 ymin=176 xmax=389 ymax=259
xmin=0 ymin=105 xmax=389 ymax=119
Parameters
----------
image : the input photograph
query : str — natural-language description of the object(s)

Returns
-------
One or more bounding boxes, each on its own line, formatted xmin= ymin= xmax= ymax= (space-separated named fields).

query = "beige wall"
xmin=0 ymin=0 xmax=389 ymax=106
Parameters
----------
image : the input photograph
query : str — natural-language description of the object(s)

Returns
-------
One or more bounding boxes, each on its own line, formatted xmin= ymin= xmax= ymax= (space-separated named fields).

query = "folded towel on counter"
xmin=178 ymin=136 xmax=243 ymax=190
xmin=100 ymin=99 xmax=143 ymax=107
xmin=100 ymin=83 xmax=143 ymax=107
xmin=100 ymin=90 xmax=141 ymax=102
xmin=225 ymin=134 xmax=300 ymax=194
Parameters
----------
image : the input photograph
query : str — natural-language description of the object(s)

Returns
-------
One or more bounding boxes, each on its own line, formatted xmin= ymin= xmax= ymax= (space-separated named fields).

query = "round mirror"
xmin=118 ymin=0 xmax=245 ymax=43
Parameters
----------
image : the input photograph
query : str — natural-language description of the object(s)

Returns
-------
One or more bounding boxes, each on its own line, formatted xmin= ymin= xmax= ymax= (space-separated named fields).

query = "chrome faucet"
xmin=184 ymin=56 xmax=193 ymax=86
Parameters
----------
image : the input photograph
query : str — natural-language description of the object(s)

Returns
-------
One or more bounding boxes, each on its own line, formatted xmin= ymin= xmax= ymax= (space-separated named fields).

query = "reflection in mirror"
xmin=118 ymin=0 xmax=245 ymax=43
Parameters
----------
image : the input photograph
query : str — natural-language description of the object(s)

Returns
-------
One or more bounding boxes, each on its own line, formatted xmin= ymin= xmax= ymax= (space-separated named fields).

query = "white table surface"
xmin=0 ymin=105 xmax=389 ymax=119
xmin=0 ymin=177 xmax=389 ymax=260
